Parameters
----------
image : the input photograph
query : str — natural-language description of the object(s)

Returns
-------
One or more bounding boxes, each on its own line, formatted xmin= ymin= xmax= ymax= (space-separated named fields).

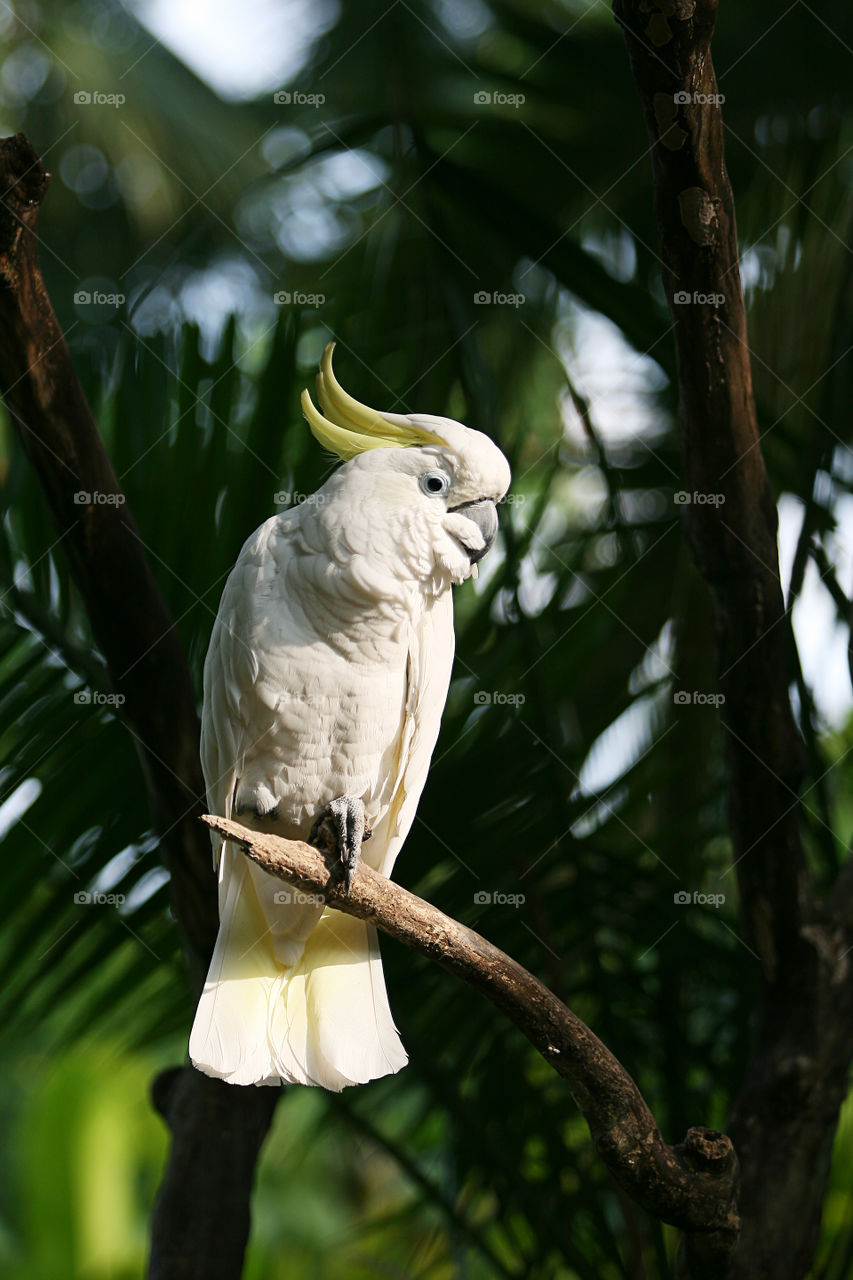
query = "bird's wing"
xmin=371 ymin=587 xmax=455 ymax=878
xmin=200 ymin=522 xmax=272 ymax=873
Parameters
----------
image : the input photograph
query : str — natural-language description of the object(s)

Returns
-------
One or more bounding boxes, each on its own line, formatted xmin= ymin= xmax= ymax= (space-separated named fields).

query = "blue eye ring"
xmin=419 ymin=471 xmax=450 ymax=498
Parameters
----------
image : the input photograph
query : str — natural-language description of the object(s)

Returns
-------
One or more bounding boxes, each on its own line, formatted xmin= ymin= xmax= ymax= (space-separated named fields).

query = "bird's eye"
xmin=419 ymin=471 xmax=450 ymax=498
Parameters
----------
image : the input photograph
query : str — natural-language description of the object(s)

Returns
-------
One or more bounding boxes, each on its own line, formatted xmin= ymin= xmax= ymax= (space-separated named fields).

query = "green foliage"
xmin=1 ymin=0 xmax=853 ymax=1277
xmin=0 ymin=1042 xmax=169 ymax=1280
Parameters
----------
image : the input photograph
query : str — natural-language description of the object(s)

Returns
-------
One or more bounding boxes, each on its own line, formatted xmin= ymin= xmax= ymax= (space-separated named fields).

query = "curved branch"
xmin=610 ymin=2 xmax=809 ymax=961
xmin=611 ymin=6 xmax=853 ymax=1277
xmin=0 ymin=131 xmax=276 ymax=1280
xmin=203 ymin=813 xmax=740 ymax=1271
xmin=0 ymin=131 xmax=217 ymax=974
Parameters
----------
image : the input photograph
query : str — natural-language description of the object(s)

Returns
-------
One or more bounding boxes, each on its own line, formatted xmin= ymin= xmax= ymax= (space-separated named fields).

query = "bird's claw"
xmin=309 ymin=796 xmax=370 ymax=894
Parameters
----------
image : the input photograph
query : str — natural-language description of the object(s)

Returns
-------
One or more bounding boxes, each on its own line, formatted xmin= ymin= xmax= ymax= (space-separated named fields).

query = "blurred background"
xmin=1 ymin=0 xmax=853 ymax=1276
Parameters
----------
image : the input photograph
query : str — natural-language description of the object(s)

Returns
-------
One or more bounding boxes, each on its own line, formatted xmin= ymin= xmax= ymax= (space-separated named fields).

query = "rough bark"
xmin=0 ymin=132 xmax=215 ymax=974
xmin=204 ymin=814 xmax=741 ymax=1273
xmin=149 ymin=1069 xmax=279 ymax=1280
xmin=0 ymin=132 xmax=278 ymax=1280
xmin=612 ymin=5 xmax=853 ymax=1277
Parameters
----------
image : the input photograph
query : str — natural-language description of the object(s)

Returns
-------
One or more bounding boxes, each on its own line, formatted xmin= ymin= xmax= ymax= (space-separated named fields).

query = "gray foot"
xmin=309 ymin=795 xmax=371 ymax=893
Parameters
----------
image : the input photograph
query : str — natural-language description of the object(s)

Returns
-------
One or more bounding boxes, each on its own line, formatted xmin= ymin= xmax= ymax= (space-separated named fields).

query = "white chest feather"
xmin=201 ymin=514 xmax=436 ymax=855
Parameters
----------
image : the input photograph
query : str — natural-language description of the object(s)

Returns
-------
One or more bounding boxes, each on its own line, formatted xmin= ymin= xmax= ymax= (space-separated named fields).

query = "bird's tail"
xmin=189 ymin=848 xmax=408 ymax=1089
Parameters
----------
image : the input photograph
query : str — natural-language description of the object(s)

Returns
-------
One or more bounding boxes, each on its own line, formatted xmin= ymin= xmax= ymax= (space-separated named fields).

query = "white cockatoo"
xmin=189 ymin=343 xmax=510 ymax=1090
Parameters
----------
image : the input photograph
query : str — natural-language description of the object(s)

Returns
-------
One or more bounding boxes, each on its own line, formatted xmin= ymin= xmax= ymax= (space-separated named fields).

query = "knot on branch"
xmin=653 ymin=93 xmax=688 ymax=150
xmin=0 ymin=133 xmax=48 ymax=266
xmin=613 ymin=0 xmax=717 ymax=62
xmin=678 ymin=1126 xmax=737 ymax=1175
xmin=678 ymin=187 xmax=720 ymax=247
xmin=0 ymin=133 xmax=48 ymax=202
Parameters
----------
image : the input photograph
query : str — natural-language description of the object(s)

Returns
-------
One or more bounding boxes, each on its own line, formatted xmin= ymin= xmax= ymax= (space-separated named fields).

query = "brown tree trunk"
xmin=0 ymin=132 xmax=280 ymax=1280
xmin=149 ymin=1069 xmax=279 ymax=1280
xmin=612 ymin=4 xmax=853 ymax=1276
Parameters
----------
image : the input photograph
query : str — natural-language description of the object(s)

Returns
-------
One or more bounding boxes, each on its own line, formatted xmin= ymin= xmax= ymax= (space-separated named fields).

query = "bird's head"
xmin=301 ymin=344 xmax=511 ymax=589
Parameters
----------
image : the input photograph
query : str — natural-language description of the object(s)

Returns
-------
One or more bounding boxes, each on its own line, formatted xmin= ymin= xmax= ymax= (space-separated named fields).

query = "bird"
xmin=189 ymin=342 xmax=511 ymax=1090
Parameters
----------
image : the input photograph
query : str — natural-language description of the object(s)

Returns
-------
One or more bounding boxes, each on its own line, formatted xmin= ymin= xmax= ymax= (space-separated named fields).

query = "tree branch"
xmin=0 ymin=131 xmax=278 ymax=1280
xmin=0 ymin=131 xmax=216 ymax=972
xmin=611 ymin=0 xmax=808 ymax=974
xmin=203 ymin=813 xmax=740 ymax=1273
xmin=612 ymin=5 xmax=853 ymax=1276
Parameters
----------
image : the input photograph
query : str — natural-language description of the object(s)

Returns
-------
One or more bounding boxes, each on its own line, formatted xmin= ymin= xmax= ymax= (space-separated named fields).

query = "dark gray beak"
xmin=448 ymin=498 xmax=498 ymax=564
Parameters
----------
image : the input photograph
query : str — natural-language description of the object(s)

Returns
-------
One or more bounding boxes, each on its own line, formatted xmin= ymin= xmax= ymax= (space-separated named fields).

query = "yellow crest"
xmin=301 ymin=343 xmax=445 ymax=460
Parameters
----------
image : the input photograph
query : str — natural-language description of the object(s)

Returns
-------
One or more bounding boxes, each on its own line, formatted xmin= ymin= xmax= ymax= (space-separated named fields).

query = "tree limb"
xmin=612 ymin=5 xmax=853 ymax=1276
xmin=0 ymin=132 xmax=216 ymax=973
xmin=0 ymin=131 xmax=278 ymax=1280
xmin=203 ymin=813 xmax=740 ymax=1273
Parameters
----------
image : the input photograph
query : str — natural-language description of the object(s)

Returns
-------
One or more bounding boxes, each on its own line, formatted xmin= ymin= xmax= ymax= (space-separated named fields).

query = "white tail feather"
xmin=190 ymin=847 xmax=407 ymax=1089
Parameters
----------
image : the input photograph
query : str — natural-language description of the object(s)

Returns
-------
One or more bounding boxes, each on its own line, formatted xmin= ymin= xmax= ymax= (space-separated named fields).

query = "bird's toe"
xmin=309 ymin=795 xmax=367 ymax=893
